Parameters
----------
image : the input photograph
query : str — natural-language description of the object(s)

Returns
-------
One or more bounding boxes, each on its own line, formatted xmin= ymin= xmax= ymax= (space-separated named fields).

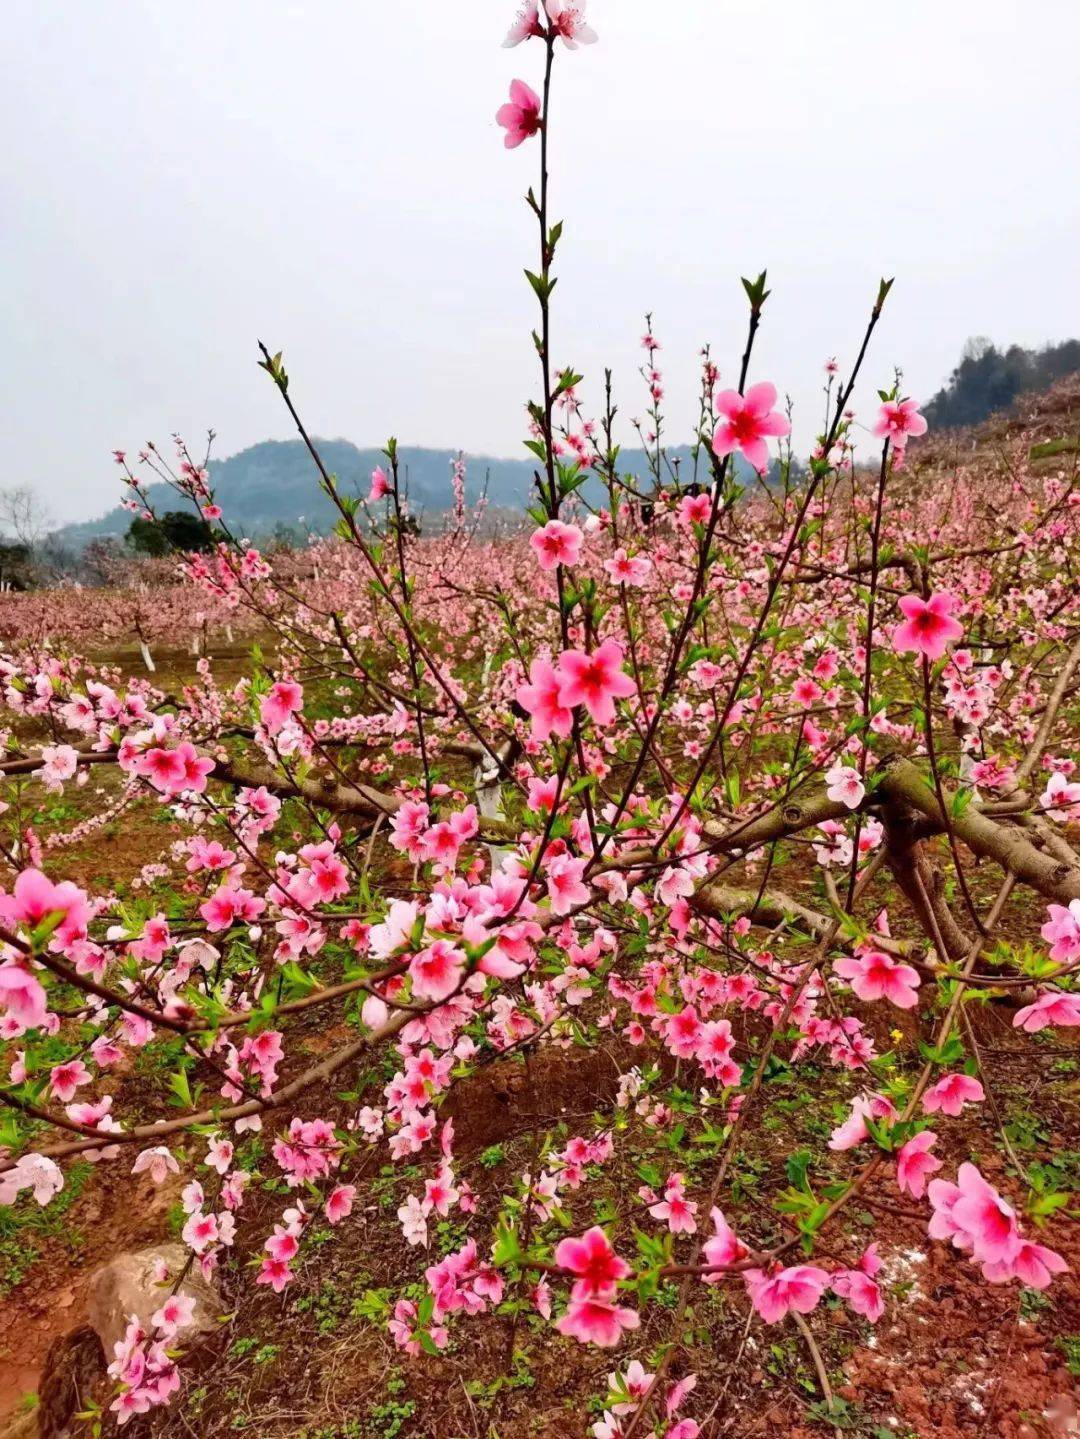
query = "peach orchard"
xmin=0 ymin=4 xmax=1077 ymax=1434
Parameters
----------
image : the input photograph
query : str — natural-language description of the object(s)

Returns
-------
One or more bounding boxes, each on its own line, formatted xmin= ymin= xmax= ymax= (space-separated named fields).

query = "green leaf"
xmin=740 ymin=270 xmax=771 ymax=311
xmin=168 ymin=1068 xmax=193 ymax=1109
xmin=29 ymin=909 xmax=66 ymax=950
xmin=786 ymin=1149 xmax=812 ymax=1193
xmin=1028 ymin=1189 xmax=1070 ymax=1224
xmin=524 ymin=269 xmax=557 ymax=304
xmin=492 ymin=1219 xmax=524 ymax=1268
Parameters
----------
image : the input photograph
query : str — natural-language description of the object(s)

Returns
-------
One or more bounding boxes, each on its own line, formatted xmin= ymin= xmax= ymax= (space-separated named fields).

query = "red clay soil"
xmin=0 ymin=1164 xmax=185 ymax=1420
xmin=2 ymin=1037 xmax=1073 ymax=1438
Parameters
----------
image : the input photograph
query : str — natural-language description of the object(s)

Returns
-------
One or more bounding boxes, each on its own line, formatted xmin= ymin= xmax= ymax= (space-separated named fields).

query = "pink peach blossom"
xmin=556 ymin=639 xmax=636 ymax=727
xmin=1039 ymin=902 xmax=1080 ymax=964
xmin=496 ymin=79 xmax=542 ymax=149
xmin=1013 ymin=987 xmax=1080 ymax=1032
xmin=554 ymin=1227 xmax=631 ymax=1294
xmin=893 ymin=592 xmax=964 ymax=662
xmin=260 ymin=679 xmax=304 ymax=735
xmin=983 ymin=1238 xmax=1068 ymax=1290
xmin=744 ymin=1264 xmax=830 ymax=1324
xmin=833 ymin=951 xmax=921 ymax=1009
xmin=929 ymin=1163 xmax=1020 ymax=1265
xmin=530 ymin=519 xmax=583 ymax=570
xmin=1039 ymin=771 xmax=1080 ymax=821
xmin=828 ymin=1092 xmax=897 ymax=1151
xmin=872 ymin=397 xmax=928 ymax=451
xmin=603 ymin=548 xmax=651 ymax=586
xmin=0 ymin=962 xmax=47 ymax=1030
xmin=556 ymin=1289 xmax=639 ymax=1346
xmin=325 ymin=1184 xmax=357 ymax=1225
xmin=545 ymin=854 xmax=590 ymax=915
xmin=517 ymin=656 xmax=574 ymax=741
xmin=896 ymin=1130 xmax=941 ymax=1199
xmin=546 ymin=0 xmax=598 ymax=48
xmin=409 ymin=940 xmax=466 ymax=1002
xmin=831 ymin=1244 xmax=884 ymax=1322
xmin=711 ymin=382 xmax=790 ymax=474
xmin=503 ymin=2 xmax=544 ymax=47
xmin=0 ymin=868 xmax=90 ymax=947
xmin=825 ymin=761 xmax=865 ymax=810
xmin=702 ymin=1207 xmax=748 ymax=1279
xmin=922 ymin=1072 xmax=985 ymax=1116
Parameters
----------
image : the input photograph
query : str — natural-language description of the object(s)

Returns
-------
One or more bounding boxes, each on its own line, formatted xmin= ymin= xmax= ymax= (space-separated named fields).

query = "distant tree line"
xmin=924 ymin=336 xmax=1080 ymax=430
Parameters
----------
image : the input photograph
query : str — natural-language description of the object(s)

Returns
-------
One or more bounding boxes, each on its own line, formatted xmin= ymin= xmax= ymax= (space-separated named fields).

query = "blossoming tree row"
xmin=0 ymin=3 xmax=1076 ymax=1433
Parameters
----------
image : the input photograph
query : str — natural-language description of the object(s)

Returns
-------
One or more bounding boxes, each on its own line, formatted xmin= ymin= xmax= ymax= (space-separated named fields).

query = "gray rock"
xmin=85 ymin=1242 xmax=221 ymax=1360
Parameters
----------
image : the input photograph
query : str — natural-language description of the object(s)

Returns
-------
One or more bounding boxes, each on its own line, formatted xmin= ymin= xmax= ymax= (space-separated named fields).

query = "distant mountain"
xmin=924 ymin=337 xmax=1080 ymax=431
xmin=52 ymin=439 xmax=768 ymax=549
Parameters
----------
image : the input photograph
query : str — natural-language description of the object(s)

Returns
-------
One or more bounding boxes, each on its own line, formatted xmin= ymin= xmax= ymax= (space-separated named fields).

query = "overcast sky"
xmin=3 ymin=0 xmax=1078 ymax=525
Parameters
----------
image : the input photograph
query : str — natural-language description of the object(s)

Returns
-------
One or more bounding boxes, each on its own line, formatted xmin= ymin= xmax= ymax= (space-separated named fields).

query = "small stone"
xmin=86 ymin=1242 xmax=221 ymax=1358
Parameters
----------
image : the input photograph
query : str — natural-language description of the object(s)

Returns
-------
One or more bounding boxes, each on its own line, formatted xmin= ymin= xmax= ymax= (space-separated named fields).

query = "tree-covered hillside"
xmin=924 ymin=336 xmax=1080 ymax=430
xmin=53 ymin=439 xmax=768 ymax=549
